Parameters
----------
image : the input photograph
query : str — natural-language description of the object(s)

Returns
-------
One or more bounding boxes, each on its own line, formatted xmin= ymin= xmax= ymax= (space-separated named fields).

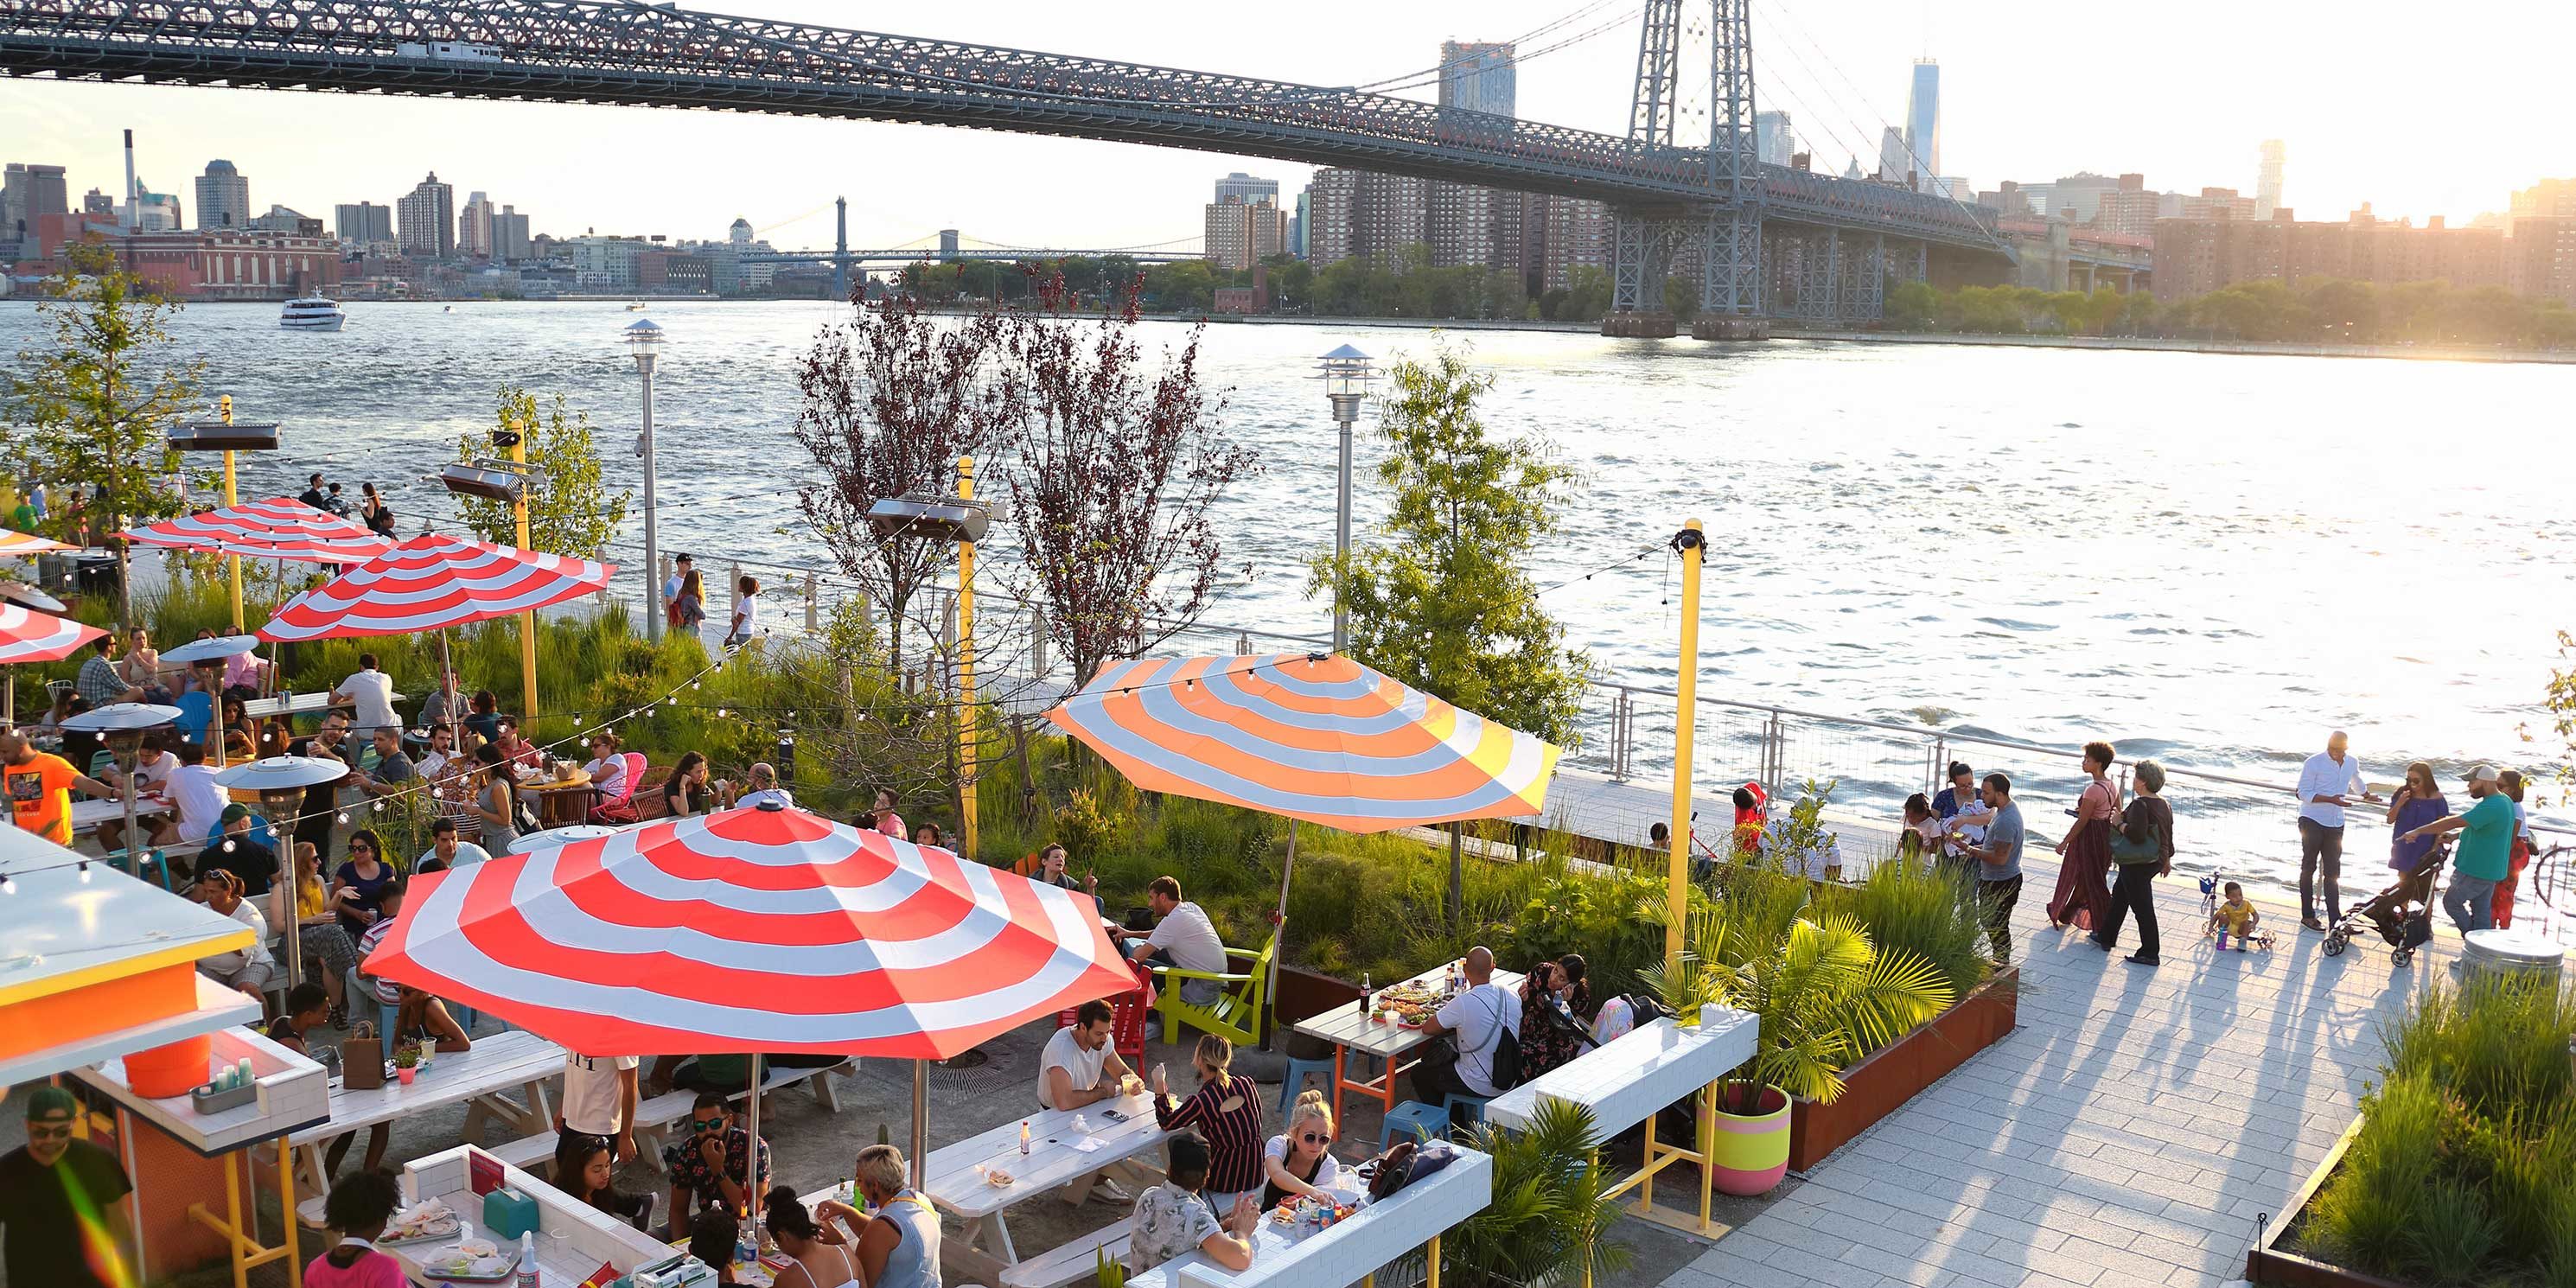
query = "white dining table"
xmin=69 ymin=795 xmax=171 ymax=834
xmin=1128 ymin=1148 xmax=1494 ymax=1288
xmin=920 ymin=1090 xmax=1170 ymax=1283
xmin=287 ymin=1028 xmax=566 ymax=1226
xmin=1289 ymin=963 xmax=1525 ymax=1121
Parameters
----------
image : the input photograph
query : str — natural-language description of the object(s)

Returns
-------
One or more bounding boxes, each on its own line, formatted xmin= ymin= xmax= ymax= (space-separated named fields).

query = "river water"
xmin=5 ymin=299 xmax=2573 ymax=886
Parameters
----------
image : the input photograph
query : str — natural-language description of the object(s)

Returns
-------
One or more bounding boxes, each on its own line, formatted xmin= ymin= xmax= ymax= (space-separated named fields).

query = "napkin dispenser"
xmin=631 ymin=1254 xmax=716 ymax=1288
xmin=481 ymin=1185 xmax=540 ymax=1240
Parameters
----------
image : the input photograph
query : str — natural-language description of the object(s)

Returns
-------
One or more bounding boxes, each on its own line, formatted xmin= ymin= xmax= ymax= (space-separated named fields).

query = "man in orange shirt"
xmin=2 ymin=731 xmax=116 ymax=845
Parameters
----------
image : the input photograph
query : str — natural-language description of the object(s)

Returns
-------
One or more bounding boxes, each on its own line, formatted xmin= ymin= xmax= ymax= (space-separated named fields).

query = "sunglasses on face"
xmin=691 ymin=1117 xmax=724 ymax=1132
xmin=27 ymin=1122 xmax=73 ymax=1141
xmin=1298 ymin=1132 xmax=1329 ymax=1145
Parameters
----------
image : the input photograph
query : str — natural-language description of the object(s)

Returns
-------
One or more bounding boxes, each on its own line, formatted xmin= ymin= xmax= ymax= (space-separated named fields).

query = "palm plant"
xmin=1447 ymin=1098 xmax=1630 ymax=1288
xmin=1646 ymin=881 xmax=1954 ymax=1113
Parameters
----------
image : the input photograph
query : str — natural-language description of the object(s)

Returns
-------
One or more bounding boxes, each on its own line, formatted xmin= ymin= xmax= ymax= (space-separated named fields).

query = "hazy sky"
xmin=3 ymin=0 xmax=2565 ymax=250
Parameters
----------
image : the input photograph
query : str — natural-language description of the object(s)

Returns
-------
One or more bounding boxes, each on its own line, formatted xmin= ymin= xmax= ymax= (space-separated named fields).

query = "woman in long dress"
xmin=2046 ymin=740 xmax=2121 ymax=932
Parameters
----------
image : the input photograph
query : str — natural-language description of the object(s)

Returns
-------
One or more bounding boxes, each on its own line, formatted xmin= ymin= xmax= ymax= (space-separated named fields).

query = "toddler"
xmin=2210 ymin=881 xmax=2258 ymax=951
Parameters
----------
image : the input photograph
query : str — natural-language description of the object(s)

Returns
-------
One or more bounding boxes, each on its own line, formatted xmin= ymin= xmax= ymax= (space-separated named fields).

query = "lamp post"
xmin=624 ymin=317 xmax=666 ymax=641
xmin=169 ymin=397 xmax=281 ymax=633
xmin=864 ymin=489 xmax=991 ymax=860
xmin=1317 ymin=345 xmax=1373 ymax=654
xmin=440 ymin=439 xmax=538 ymax=720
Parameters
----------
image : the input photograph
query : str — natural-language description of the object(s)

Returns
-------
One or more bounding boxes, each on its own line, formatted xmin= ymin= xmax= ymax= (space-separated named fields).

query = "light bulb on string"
xmin=78 ymin=860 xmax=91 ymax=883
xmin=336 ymin=812 xmax=349 ymax=825
xmin=223 ymin=840 xmax=236 ymax=852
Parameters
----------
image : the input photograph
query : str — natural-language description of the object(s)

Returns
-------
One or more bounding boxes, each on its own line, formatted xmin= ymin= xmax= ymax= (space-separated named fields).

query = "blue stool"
xmin=1380 ymin=1100 xmax=1449 ymax=1151
xmin=1278 ymin=1055 xmax=1337 ymax=1119
xmin=1442 ymin=1092 xmax=1490 ymax=1129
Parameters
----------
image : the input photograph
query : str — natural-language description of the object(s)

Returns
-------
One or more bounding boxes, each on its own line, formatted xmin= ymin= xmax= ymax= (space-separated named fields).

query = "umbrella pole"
xmin=1264 ymin=821 xmax=1296 ymax=1051
xmin=438 ymin=629 xmax=459 ymax=746
xmin=910 ymin=1058 xmax=928 ymax=1192
xmin=746 ymin=1054 xmax=761 ymax=1219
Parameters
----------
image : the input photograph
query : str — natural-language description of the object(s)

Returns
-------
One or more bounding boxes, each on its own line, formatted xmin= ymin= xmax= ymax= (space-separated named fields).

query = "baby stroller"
xmin=2324 ymin=840 xmax=2447 ymax=966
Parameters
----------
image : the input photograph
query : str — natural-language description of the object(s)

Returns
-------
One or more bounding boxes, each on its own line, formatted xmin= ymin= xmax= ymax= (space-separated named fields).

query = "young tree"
xmin=3 ymin=239 xmax=204 ymax=631
xmin=992 ymin=275 xmax=1258 ymax=692
xmin=792 ymin=294 xmax=1009 ymax=676
xmin=1310 ymin=340 xmax=1596 ymax=915
xmin=453 ymin=386 xmax=628 ymax=557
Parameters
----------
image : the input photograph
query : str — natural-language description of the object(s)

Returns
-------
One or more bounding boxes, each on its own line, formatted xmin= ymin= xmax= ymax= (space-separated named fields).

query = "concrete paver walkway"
xmin=1659 ymin=855 xmax=2448 ymax=1288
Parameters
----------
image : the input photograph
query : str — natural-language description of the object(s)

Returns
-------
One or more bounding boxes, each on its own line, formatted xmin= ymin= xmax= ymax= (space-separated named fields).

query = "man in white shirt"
xmin=1416 ymin=945 xmax=1520 ymax=1100
xmin=1122 ymin=877 xmax=1229 ymax=1004
xmin=167 ymin=741 xmax=229 ymax=846
xmin=558 ymin=1052 xmax=642 ymax=1163
xmin=1037 ymin=999 xmax=1137 ymax=1112
xmin=2294 ymin=730 xmax=2380 ymax=931
xmin=730 ymin=762 xmax=794 ymax=810
xmin=330 ymin=653 xmax=401 ymax=735
xmin=416 ymin=818 xmax=492 ymax=874
xmin=97 ymin=730 xmax=184 ymax=851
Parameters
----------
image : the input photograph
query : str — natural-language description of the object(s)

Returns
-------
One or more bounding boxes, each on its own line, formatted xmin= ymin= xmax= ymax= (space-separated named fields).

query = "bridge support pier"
xmin=1604 ymin=207 xmax=1681 ymax=337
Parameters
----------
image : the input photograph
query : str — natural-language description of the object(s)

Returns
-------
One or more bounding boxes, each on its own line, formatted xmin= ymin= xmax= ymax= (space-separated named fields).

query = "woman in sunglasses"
xmin=1259 ymin=1088 xmax=1344 ymax=1208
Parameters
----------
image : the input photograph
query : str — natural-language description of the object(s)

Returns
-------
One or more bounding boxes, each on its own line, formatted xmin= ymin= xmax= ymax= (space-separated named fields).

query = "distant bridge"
xmin=0 ymin=0 xmax=2022 ymax=334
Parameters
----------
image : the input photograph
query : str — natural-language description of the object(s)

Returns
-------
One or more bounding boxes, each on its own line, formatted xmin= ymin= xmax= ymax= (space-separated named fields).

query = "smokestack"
xmin=122 ymin=129 xmax=137 ymax=230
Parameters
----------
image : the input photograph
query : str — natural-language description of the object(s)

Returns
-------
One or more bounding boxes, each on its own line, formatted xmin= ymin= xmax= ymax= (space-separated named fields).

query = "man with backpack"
xmin=1411 ymin=946 xmax=1521 ymax=1102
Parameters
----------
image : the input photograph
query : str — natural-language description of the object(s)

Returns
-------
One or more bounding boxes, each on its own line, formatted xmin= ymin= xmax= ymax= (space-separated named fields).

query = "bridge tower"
xmin=1605 ymin=0 xmax=1769 ymax=341
xmin=832 ymin=195 xmax=851 ymax=301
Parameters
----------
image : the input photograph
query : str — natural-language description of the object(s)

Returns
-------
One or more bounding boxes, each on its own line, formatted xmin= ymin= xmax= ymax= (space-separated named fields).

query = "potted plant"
xmin=1648 ymin=866 xmax=1952 ymax=1196
xmin=1447 ymin=1099 xmax=1629 ymax=1288
xmin=392 ymin=1044 xmax=419 ymax=1087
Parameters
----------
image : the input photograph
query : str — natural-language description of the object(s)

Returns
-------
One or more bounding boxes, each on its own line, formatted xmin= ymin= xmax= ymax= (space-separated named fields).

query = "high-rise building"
xmin=2094 ymin=176 xmax=2162 ymax=239
xmin=729 ymin=217 xmax=754 ymax=245
xmin=1903 ymin=60 xmax=1940 ymax=191
xmin=194 ymin=159 xmax=250 ymax=230
xmin=245 ymin=204 xmax=323 ymax=236
xmin=397 ymin=172 xmax=456 ymax=258
xmin=2509 ymin=177 xmax=2576 ymax=235
xmin=1203 ymin=196 xmax=1288 ymax=271
xmin=1754 ymin=112 xmax=1795 ymax=168
xmin=129 ymin=182 xmax=182 ymax=232
xmin=458 ymin=191 xmax=495 ymax=258
xmin=2181 ymin=187 xmax=2259 ymax=222
xmin=1213 ymin=172 xmax=1278 ymax=206
xmin=2507 ymin=218 xmax=2576 ymax=305
xmin=493 ymin=205 xmax=532 ymax=261
xmin=1438 ymin=41 xmax=1515 ymax=116
xmin=3 ymin=163 xmax=71 ymax=253
xmin=335 ymin=201 xmax=394 ymax=245
xmin=1533 ymin=193 xmax=1610 ymax=291
xmin=1306 ymin=168 xmax=1426 ymax=266
xmin=2255 ymin=141 xmax=2286 ymax=220
xmin=1878 ymin=127 xmax=1910 ymax=184
xmin=2154 ymin=214 xmax=2509 ymax=303
xmin=82 ymin=188 xmax=114 ymax=215
xmin=1291 ymin=189 xmax=1310 ymax=259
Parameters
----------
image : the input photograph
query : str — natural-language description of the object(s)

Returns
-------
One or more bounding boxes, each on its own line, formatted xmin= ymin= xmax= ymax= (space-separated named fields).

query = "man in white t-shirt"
xmin=730 ymin=762 xmax=795 ymax=811
xmin=1122 ymin=877 xmax=1229 ymax=1004
xmin=1037 ymin=999 xmax=1136 ymax=1112
xmin=1416 ymin=946 xmax=1521 ymax=1100
xmin=558 ymin=1052 xmax=643 ymax=1163
xmin=166 ymin=741 xmax=229 ymax=846
xmin=415 ymin=818 xmax=492 ymax=874
xmin=330 ymin=653 xmax=401 ymax=734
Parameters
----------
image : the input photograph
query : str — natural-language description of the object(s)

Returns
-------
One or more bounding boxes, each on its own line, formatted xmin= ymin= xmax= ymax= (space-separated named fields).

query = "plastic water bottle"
xmin=514 ymin=1232 xmax=538 ymax=1288
xmin=1019 ymin=1120 xmax=1033 ymax=1156
xmin=838 ymin=1176 xmax=853 ymax=1206
xmin=735 ymin=1208 xmax=757 ymax=1269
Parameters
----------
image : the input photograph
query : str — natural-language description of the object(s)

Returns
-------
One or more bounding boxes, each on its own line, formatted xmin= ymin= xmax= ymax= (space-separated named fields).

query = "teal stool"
xmin=1442 ymin=1092 xmax=1490 ymax=1129
xmin=1277 ymin=1055 xmax=1337 ymax=1119
xmin=1380 ymin=1100 xmax=1449 ymax=1151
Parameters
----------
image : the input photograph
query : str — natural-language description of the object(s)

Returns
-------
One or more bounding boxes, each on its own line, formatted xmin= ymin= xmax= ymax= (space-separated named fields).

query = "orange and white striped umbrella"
xmin=1044 ymin=652 xmax=1560 ymax=833
xmin=0 ymin=527 xmax=78 ymax=557
xmin=363 ymin=804 xmax=1138 ymax=1059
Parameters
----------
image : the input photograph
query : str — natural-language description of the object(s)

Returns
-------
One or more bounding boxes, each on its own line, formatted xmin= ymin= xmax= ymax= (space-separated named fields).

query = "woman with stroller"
xmin=2363 ymin=762 xmax=2449 ymax=944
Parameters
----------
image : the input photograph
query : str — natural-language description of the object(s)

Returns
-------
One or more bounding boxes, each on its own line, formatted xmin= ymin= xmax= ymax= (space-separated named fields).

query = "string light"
xmin=78 ymin=860 xmax=91 ymax=883
xmin=1 ymin=873 xmax=14 ymax=894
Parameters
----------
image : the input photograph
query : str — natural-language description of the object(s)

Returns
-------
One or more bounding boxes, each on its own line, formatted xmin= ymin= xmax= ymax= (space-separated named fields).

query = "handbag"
xmin=341 ymin=1020 xmax=385 ymax=1090
xmin=2109 ymin=799 xmax=2165 ymax=864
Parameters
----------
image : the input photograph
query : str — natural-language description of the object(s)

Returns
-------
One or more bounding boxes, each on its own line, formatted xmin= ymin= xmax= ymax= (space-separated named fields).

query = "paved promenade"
xmin=1656 ymin=853 xmax=2446 ymax=1288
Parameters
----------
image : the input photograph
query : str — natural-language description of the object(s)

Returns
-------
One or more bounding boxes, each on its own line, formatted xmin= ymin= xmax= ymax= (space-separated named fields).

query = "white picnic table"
xmin=69 ymin=795 xmax=170 ymax=834
xmin=1290 ymin=963 xmax=1526 ymax=1121
xmin=1128 ymin=1147 xmax=1494 ymax=1288
xmin=1485 ymin=1004 xmax=1758 ymax=1248
xmin=287 ymin=1029 xmax=566 ymax=1227
xmin=241 ymin=691 xmax=335 ymax=719
xmin=394 ymin=1144 xmax=672 ymax=1287
xmin=921 ymin=1090 xmax=1170 ymax=1284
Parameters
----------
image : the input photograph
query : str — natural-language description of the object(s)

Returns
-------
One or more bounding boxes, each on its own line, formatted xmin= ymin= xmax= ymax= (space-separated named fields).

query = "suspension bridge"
xmin=0 ymin=0 xmax=2020 ymax=334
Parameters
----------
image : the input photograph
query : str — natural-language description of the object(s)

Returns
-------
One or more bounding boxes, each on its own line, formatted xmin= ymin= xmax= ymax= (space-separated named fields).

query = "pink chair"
xmin=590 ymin=752 xmax=646 ymax=824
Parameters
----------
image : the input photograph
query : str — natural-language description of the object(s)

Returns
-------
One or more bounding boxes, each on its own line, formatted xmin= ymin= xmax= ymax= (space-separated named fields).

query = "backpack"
xmin=1482 ymin=988 xmax=1523 ymax=1092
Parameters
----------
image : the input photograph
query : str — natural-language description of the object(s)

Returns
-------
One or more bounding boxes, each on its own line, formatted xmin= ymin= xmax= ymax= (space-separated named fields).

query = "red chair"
xmin=1057 ymin=960 xmax=1155 ymax=1067
xmin=590 ymin=752 xmax=645 ymax=824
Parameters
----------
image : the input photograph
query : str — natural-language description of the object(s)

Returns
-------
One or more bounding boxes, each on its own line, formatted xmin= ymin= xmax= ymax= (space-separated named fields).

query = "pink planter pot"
xmin=1709 ymin=1085 xmax=1791 ymax=1196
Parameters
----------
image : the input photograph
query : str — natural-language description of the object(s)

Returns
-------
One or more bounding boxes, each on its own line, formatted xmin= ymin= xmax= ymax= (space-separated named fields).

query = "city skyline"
xmin=1 ymin=0 xmax=2566 ymax=250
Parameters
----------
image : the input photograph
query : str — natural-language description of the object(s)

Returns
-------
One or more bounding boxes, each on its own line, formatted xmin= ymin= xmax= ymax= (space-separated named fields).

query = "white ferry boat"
xmin=279 ymin=297 xmax=346 ymax=331
xmin=626 ymin=300 xmax=648 ymax=311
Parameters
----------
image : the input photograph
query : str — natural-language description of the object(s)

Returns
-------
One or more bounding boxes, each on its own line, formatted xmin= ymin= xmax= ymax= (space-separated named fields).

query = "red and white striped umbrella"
xmin=362 ymin=804 xmax=1137 ymax=1059
xmin=124 ymin=495 xmax=392 ymax=564
xmin=257 ymin=531 xmax=615 ymax=641
xmin=0 ymin=602 xmax=106 ymax=663
xmin=0 ymin=527 xmax=78 ymax=557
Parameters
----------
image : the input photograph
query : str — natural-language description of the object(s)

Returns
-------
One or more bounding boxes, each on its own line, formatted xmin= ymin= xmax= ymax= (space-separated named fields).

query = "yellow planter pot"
xmin=1710 ymin=1084 xmax=1791 ymax=1196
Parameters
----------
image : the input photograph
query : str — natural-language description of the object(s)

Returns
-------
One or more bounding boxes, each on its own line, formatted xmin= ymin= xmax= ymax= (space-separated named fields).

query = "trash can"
xmin=2460 ymin=928 xmax=2566 ymax=991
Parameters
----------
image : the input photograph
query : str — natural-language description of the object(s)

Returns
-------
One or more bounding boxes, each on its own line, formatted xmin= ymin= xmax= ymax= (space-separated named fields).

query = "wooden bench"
xmin=995 ymin=1223 xmax=1130 ymax=1288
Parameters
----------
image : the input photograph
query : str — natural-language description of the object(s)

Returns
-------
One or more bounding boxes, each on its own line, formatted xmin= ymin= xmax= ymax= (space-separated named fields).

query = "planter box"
xmin=2243 ymin=1116 xmax=2417 ymax=1288
xmin=1784 ymin=966 xmax=2018 ymax=1172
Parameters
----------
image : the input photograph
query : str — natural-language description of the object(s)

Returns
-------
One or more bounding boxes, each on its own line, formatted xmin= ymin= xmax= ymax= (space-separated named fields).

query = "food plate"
xmin=378 ymin=1208 xmax=461 ymax=1246
xmin=416 ymin=1247 xmax=518 ymax=1282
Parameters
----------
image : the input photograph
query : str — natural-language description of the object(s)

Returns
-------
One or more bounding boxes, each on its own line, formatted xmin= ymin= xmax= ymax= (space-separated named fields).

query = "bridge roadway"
xmin=0 ymin=0 xmax=2002 ymax=253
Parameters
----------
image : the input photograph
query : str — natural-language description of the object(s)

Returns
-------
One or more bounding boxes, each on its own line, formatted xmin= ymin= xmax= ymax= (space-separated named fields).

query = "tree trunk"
xmin=1447 ymin=821 xmax=1464 ymax=924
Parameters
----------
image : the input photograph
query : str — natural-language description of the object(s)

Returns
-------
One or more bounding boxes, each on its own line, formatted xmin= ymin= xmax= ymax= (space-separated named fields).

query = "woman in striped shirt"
xmin=1152 ymin=1035 xmax=1265 ymax=1209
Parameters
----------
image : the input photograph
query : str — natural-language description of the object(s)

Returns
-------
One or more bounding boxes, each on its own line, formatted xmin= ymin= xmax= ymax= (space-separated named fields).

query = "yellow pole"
xmin=957 ymin=456 xmax=979 ymax=861
xmin=220 ymin=395 xmax=242 ymax=633
xmin=510 ymin=418 xmax=538 ymax=722
xmin=1665 ymin=520 xmax=1705 ymax=971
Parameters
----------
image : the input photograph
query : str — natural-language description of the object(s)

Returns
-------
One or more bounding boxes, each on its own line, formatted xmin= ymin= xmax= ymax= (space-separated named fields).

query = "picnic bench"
xmin=1151 ymin=933 xmax=1277 ymax=1049
xmin=488 ymin=1056 xmax=859 ymax=1175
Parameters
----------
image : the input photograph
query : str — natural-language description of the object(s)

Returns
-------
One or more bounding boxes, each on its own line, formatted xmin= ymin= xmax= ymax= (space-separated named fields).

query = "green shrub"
xmin=1822 ymin=858 xmax=1992 ymax=1004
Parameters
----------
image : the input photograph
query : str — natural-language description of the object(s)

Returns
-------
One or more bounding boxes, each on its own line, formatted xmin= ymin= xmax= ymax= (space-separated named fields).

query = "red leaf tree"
xmin=992 ymin=275 xmax=1259 ymax=690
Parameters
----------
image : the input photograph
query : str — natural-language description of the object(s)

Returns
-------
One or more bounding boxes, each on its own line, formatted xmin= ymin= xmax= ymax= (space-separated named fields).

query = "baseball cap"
xmin=2467 ymin=764 xmax=2500 ymax=785
xmin=220 ymin=803 xmax=252 ymax=826
xmin=24 ymin=1085 xmax=76 ymax=1122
